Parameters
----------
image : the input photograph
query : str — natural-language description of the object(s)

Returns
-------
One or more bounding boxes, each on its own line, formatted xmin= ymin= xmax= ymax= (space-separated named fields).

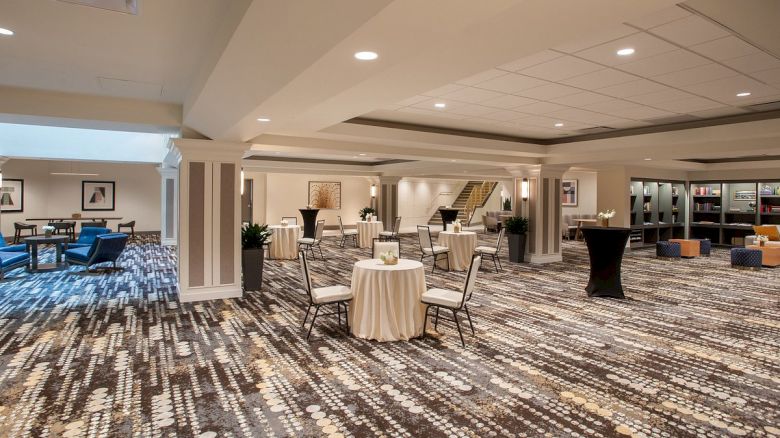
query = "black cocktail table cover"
xmin=581 ymin=226 xmax=631 ymax=298
xmin=438 ymin=208 xmax=460 ymax=231
xmin=299 ymin=208 xmax=320 ymax=239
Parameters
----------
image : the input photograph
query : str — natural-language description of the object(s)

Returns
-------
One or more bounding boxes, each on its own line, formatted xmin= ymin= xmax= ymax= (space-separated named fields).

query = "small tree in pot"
xmin=504 ymin=216 xmax=529 ymax=263
xmin=241 ymin=223 xmax=272 ymax=291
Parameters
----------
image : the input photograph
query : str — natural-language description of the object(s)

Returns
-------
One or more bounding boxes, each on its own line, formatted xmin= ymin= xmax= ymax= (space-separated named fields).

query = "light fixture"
xmin=554 ymin=122 xmax=564 ymax=127
xmin=521 ymin=177 xmax=529 ymax=201
xmin=50 ymin=172 xmax=100 ymax=176
xmin=0 ymin=28 xmax=13 ymax=36
xmin=370 ymin=184 xmax=377 ymax=198
xmin=354 ymin=51 xmax=378 ymax=61
xmin=644 ymin=158 xmax=652 ymax=161
xmin=616 ymin=48 xmax=635 ymax=56
xmin=0 ymin=170 xmax=3 ymax=188
xmin=256 ymin=117 xmax=271 ymax=122
xmin=240 ymin=170 xmax=245 ymax=195
xmin=434 ymin=102 xmax=446 ymax=109
xmin=736 ymin=92 xmax=751 ymax=97
xmin=359 ymin=153 xmax=366 ymax=156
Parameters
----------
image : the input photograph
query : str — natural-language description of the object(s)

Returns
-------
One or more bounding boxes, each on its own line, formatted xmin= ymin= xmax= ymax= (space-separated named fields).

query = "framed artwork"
xmin=733 ymin=190 xmax=756 ymax=201
xmin=0 ymin=179 xmax=24 ymax=213
xmin=308 ymin=181 xmax=341 ymax=209
xmin=562 ymin=179 xmax=578 ymax=207
xmin=82 ymin=180 xmax=115 ymax=211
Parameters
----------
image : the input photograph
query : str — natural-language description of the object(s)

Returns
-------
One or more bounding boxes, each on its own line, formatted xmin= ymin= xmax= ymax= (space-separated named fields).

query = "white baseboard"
xmin=161 ymin=237 xmax=177 ymax=246
xmin=528 ymin=253 xmax=562 ymax=264
xmin=178 ymin=284 xmax=242 ymax=302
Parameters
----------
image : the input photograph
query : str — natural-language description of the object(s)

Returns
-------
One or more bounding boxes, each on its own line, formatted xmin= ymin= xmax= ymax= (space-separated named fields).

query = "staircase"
xmin=427 ymin=181 xmax=498 ymax=226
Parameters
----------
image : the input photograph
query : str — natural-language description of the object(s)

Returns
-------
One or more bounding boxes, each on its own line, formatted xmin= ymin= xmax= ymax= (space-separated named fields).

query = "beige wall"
xmin=397 ymin=178 xmax=465 ymax=231
xmin=562 ymin=171 xmax=597 ymax=217
xmin=0 ymin=159 xmax=161 ymax=238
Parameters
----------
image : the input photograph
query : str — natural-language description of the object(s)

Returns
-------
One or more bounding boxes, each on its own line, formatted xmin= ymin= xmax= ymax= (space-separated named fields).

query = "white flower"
xmin=597 ymin=209 xmax=616 ymax=219
xmin=756 ymin=235 xmax=769 ymax=243
xmin=42 ymin=225 xmax=56 ymax=233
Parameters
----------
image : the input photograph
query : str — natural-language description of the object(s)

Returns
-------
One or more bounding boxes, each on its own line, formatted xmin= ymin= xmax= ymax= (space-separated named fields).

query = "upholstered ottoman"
xmin=656 ymin=241 xmax=681 ymax=259
xmin=669 ymin=239 xmax=700 ymax=258
xmin=731 ymin=248 xmax=762 ymax=270
xmin=693 ymin=238 xmax=711 ymax=256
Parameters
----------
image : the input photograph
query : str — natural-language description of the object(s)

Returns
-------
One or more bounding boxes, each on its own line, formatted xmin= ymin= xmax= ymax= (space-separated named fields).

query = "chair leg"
xmin=307 ymin=306 xmax=320 ymax=340
xmin=421 ymin=305 xmax=430 ymax=339
xmin=343 ymin=302 xmax=350 ymax=333
xmin=302 ymin=304 xmax=312 ymax=327
xmin=434 ymin=307 xmax=440 ymax=330
xmin=464 ymin=305 xmax=475 ymax=335
xmin=452 ymin=310 xmax=465 ymax=348
xmin=493 ymin=255 xmax=499 ymax=273
xmin=337 ymin=303 xmax=341 ymax=328
xmin=431 ymin=254 xmax=437 ymax=274
xmin=497 ymin=256 xmax=503 ymax=272
xmin=317 ymin=244 xmax=324 ymax=260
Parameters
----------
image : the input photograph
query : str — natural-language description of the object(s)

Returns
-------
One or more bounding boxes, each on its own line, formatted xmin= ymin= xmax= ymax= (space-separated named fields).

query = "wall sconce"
xmin=370 ymin=184 xmax=377 ymax=198
xmin=521 ymin=177 xmax=529 ymax=201
xmin=240 ymin=170 xmax=245 ymax=195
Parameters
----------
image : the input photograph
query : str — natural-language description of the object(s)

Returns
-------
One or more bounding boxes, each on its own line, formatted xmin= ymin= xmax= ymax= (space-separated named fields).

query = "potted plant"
xmin=359 ymin=207 xmax=377 ymax=221
xmin=597 ymin=209 xmax=616 ymax=227
xmin=241 ymin=223 xmax=272 ymax=291
xmin=502 ymin=198 xmax=512 ymax=212
xmin=504 ymin=216 xmax=529 ymax=263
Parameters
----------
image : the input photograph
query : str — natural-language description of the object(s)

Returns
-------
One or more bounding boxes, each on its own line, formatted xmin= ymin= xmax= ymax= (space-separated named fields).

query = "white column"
xmin=0 ymin=157 xmax=8 ymax=234
xmin=522 ymin=165 xmax=569 ymax=264
xmin=157 ymin=166 xmax=178 ymax=246
xmin=378 ymin=176 xmax=401 ymax=227
xmin=169 ymin=139 xmax=249 ymax=302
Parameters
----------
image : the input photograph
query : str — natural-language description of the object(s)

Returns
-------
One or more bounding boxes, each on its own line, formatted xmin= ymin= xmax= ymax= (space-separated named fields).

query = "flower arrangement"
xmin=379 ymin=250 xmax=398 ymax=265
xmin=280 ymin=219 xmax=289 ymax=226
xmin=42 ymin=225 xmax=55 ymax=238
xmin=756 ymin=235 xmax=769 ymax=246
xmin=597 ymin=209 xmax=616 ymax=227
xmin=359 ymin=207 xmax=377 ymax=221
xmin=453 ymin=219 xmax=462 ymax=233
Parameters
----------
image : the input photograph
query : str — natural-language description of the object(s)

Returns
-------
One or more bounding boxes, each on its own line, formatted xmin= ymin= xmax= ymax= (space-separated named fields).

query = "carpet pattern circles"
xmin=0 ymin=233 xmax=778 ymax=437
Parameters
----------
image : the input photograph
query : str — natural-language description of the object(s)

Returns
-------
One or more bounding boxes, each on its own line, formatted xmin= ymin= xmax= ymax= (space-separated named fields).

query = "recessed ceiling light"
xmin=736 ymin=91 xmax=751 ymax=97
xmin=554 ymin=122 xmax=564 ymax=127
xmin=354 ymin=51 xmax=378 ymax=61
xmin=256 ymin=117 xmax=271 ymax=122
xmin=359 ymin=153 xmax=366 ymax=156
xmin=644 ymin=158 xmax=652 ymax=161
xmin=616 ymin=48 xmax=635 ymax=56
xmin=0 ymin=27 xmax=13 ymax=36
xmin=434 ymin=102 xmax=446 ymax=109
xmin=451 ymin=159 xmax=457 ymax=162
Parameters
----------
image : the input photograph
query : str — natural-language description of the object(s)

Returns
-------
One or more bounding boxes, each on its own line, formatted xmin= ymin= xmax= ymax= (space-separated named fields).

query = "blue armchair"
xmin=0 ymin=233 xmax=27 ymax=253
xmin=65 ymin=233 xmax=128 ymax=271
xmin=68 ymin=227 xmax=112 ymax=249
xmin=1 ymin=251 xmax=30 ymax=279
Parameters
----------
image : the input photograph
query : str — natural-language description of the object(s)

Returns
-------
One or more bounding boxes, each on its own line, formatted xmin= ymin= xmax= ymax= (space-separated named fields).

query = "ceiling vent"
xmin=742 ymin=100 xmax=780 ymax=112
xmin=58 ymin=0 xmax=138 ymax=15
xmin=577 ymin=126 xmax=615 ymax=134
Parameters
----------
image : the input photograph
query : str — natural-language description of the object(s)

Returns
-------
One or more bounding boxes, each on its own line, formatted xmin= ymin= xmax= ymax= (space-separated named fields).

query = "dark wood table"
xmin=581 ymin=227 xmax=631 ymax=298
xmin=26 ymin=217 xmax=123 ymax=222
xmin=25 ymin=236 xmax=70 ymax=272
xmin=298 ymin=208 xmax=320 ymax=239
xmin=438 ymin=208 xmax=460 ymax=231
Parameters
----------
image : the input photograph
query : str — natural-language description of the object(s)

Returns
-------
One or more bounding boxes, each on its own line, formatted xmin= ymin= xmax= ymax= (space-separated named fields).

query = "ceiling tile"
xmin=627 ymin=89 xmax=697 ymax=105
xmin=651 ymin=96 xmax=724 ymax=113
xmin=410 ymin=97 xmax=464 ymax=111
xmin=519 ymin=56 xmax=603 ymax=82
xmin=473 ymin=73 xmax=548 ymax=94
xmin=481 ymin=109 xmax=527 ymax=122
xmin=689 ymin=107 xmax=749 ymax=118
xmin=479 ymin=94 xmax=538 ymax=109
xmin=685 ymin=75 xmax=780 ymax=104
xmin=649 ymin=14 xmax=730 ymax=46
xmin=421 ymin=83 xmax=465 ymax=97
xmin=689 ymin=36 xmax=760 ymax=61
xmin=616 ymin=106 xmax=677 ymax=120
xmin=604 ymin=119 xmax=653 ymax=129
xmin=627 ymin=5 xmax=691 ymax=30
xmin=617 ymin=49 xmax=710 ymax=77
xmin=512 ymin=115 xmax=566 ymax=129
xmin=518 ymin=83 xmax=581 ymax=100
xmin=550 ymin=91 xmax=612 ymax=107
xmin=496 ymin=50 xmax=563 ymax=72
xmin=546 ymin=107 xmax=622 ymax=124
xmin=445 ymin=103 xmax=500 ymax=117
xmin=595 ymin=79 xmax=670 ymax=98
xmin=653 ymin=63 xmax=737 ymax=88
xmin=396 ymin=95 xmax=429 ymax=106
xmin=722 ymin=52 xmax=780 ymax=74
xmin=583 ymin=99 xmax=640 ymax=114
xmin=575 ymin=32 xmax=678 ymax=66
xmin=440 ymin=87 xmax=506 ymax=103
xmin=561 ymin=68 xmax=638 ymax=89
xmin=515 ymin=101 xmax=568 ymax=115
xmin=454 ymin=69 xmax=508 ymax=86
xmin=553 ymin=24 xmax=638 ymax=53
xmin=750 ymin=67 xmax=780 ymax=86
xmin=397 ymin=107 xmax=468 ymax=120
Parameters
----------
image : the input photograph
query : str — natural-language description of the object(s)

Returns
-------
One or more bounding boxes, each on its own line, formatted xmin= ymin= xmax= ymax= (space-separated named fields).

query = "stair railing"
xmin=464 ymin=181 xmax=496 ymax=225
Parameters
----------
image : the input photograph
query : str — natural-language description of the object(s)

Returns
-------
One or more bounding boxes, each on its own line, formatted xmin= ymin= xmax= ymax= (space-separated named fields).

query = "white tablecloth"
xmin=356 ymin=221 xmax=384 ymax=248
xmin=437 ymin=231 xmax=477 ymax=271
xmin=268 ymin=225 xmax=300 ymax=259
xmin=349 ymin=259 xmax=426 ymax=341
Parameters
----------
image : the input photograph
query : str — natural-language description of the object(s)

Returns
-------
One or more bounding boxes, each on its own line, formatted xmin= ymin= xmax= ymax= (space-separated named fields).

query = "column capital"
xmin=157 ymin=166 xmax=178 ymax=177
xmin=0 ymin=156 xmax=9 ymax=168
xmin=378 ymin=175 xmax=402 ymax=184
xmin=527 ymin=164 xmax=570 ymax=178
xmin=169 ymin=138 xmax=249 ymax=164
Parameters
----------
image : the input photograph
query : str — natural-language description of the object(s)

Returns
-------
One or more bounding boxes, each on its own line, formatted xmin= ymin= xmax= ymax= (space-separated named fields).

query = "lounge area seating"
xmin=656 ymin=241 xmax=681 ymax=259
xmin=0 ymin=233 xmax=28 ymax=253
xmin=64 ymin=233 xmax=129 ymax=272
xmin=731 ymin=247 xmax=762 ymax=270
xmin=0 ymin=251 xmax=30 ymax=279
xmin=745 ymin=225 xmax=780 ymax=247
xmin=68 ymin=227 xmax=112 ymax=248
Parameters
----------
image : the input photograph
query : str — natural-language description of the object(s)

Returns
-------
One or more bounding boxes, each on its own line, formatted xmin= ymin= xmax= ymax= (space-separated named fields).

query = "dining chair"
xmin=298 ymin=251 xmax=352 ymax=340
xmin=13 ymin=222 xmax=37 ymax=244
xmin=475 ymin=227 xmax=505 ymax=272
xmin=379 ymin=216 xmax=402 ymax=241
xmin=281 ymin=216 xmax=298 ymax=225
xmin=298 ymin=220 xmax=325 ymax=260
xmin=372 ymin=238 xmax=400 ymax=259
xmin=417 ymin=225 xmax=449 ymax=273
xmin=338 ymin=216 xmax=357 ymax=248
xmin=420 ymin=254 xmax=481 ymax=347
xmin=117 ymin=220 xmax=136 ymax=239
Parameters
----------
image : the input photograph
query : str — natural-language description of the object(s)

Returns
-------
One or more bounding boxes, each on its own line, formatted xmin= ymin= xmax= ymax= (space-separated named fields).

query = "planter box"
xmin=242 ymin=248 xmax=264 ymax=291
xmin=508 ymin=233 xmax=526 ymax=263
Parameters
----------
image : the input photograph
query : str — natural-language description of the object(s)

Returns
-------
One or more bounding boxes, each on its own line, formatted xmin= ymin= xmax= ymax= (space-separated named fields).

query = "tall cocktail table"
xmin=25 ymin=236 xmax=69 ymax=272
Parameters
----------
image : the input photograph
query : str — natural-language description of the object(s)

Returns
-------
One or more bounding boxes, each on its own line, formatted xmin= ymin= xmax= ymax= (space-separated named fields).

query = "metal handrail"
xmin=464 ymin=182 xmax=496 ymax=225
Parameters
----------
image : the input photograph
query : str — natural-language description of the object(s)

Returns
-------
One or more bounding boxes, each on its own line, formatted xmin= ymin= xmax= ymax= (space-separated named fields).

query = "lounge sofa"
xmin=0 ymin=251 xmax=30 ymax=279
xmin=482 ymin=211 xmax=512 ymax=232
xmin=745 ymin=225 xmax=780 ymax=247
xmin=65 ymin=233 xmax=128 ymax=271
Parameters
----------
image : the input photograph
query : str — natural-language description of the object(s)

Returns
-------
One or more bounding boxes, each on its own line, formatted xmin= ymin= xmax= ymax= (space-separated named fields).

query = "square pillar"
xmin=378 ymin=176 xmax=401 ymax=229
xmin=157 ymin=166 xmax=178 ymax=246
xmin=169 ymin=139 xmax=249 ymax=302
xmin=518 ymin=165 xmax=569 ymax=264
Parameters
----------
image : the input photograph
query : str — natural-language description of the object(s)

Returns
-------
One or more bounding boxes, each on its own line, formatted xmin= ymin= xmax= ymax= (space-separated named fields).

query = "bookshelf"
xmin=630 ymin=178 xmax=686 ymax=249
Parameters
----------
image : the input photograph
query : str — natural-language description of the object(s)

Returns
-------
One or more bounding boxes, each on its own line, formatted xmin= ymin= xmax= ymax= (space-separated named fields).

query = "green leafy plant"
xmin=241 ymin=223 xmax=272 ymax=249
xmin=504 ymin=216 xmax=528 ymax=235
xmin=359 ymin=207 xmax=377 ymax=221
xmin=502 ymin=198 xmax=512 ymax=211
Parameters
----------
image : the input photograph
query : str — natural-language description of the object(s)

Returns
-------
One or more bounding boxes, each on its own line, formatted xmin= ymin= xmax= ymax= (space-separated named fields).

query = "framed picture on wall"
xmin=82 ymin=180 xmax=115 ymax=211
xmin=308 ymin=181 xmax=341 ymax=209
xmin=562 ymin=179 xmax=578 ymax=207
xmin=0 ymin=179 xmax=24 ymax=213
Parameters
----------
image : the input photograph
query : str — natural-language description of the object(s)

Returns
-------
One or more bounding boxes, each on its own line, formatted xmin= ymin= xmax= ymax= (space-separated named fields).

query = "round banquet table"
xmin=349 ymin=259 xmax=427 ymax=341
xmin=437 ymin=231 xmax=477 ymax=271
xmin=268 ymin=225 xmax=301 ymax=259
xmin=356 ymin=221 xmax=384 ymax=248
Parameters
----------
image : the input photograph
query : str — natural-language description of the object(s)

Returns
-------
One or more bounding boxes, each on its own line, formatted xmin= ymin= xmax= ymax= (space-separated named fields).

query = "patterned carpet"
xmin=0 ymin=233 xmax=778 ymax=437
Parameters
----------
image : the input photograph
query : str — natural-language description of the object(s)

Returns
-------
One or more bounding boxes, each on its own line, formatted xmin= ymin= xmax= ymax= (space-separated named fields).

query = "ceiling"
xmin=364 ymin=4 xmax=780 ymax=139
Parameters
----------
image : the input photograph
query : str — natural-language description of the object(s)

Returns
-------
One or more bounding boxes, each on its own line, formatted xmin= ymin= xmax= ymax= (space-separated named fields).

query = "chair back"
xmin=314 ymin=220 xmax=325 ymax=242
xmin=88 ymin=233 xmax=129 ymax=265
xmin=298 ymin=251 xmax=314 ymax=303
xmin=282 ymin=216 xmax=297 ymax=225
xmin=417 ymin=225 xmax=433 ymax=251
xmin=495 ymin=227 xmax=505 ymax=252
xmin=338 ymin=216 xmax=347 ymax=236
xmin=120 ymin=220 xmax=136 ymax=227
xmin=77 ymin=227 xmax=112 ymax=245
xmin=373 ymin=239 xmax=400 ymax=259
xmin=392 ymin=216 xmax=402 ymax=235
xmin=460 ymin=255 xmax=482 ymax=307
